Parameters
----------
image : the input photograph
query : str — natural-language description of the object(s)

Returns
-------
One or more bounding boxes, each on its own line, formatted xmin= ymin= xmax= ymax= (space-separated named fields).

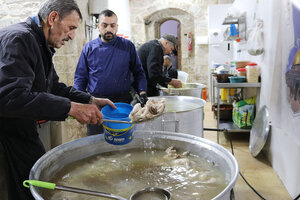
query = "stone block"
xmin=51 ymin=120 xmax=87 ymax=148
xmin=5 ymin=0 xmax=23 ymax=3
xmin=0 ymin=18 xmax=20 ymax=28
xmin=53 ymin=55 xmax=79 ymax=73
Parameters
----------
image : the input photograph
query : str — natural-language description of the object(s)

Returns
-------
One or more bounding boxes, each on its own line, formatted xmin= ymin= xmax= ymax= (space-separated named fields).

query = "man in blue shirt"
xmin=74 ymin=9 xmax=147 ymax=135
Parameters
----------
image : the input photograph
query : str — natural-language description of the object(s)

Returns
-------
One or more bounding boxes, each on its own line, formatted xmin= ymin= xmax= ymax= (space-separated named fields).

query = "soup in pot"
xmin=44 ymin=147 xmax=228 ymax=200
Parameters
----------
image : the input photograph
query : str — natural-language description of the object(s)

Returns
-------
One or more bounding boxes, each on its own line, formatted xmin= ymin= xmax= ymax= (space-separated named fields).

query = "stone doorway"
xmin=143 ymin=8 xmax=194 ymax=74
xmin=159 ymin=19 xmax=181 ymax=70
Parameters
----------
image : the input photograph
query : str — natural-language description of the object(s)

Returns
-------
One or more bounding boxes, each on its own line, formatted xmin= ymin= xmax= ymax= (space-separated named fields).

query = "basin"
xmin=29 ymin=131 xmax=238 ymax=200
xmin=135 ymin=96 xmax=206 ymax=137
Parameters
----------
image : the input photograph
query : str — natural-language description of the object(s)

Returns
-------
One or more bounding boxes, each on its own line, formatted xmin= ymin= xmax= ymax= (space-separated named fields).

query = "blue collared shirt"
xmin=74 ymin=36 xmax=147 ymax=97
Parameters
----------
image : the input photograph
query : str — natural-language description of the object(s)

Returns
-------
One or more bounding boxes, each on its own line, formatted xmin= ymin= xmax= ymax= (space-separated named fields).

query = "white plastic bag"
xmin=247 ymin=19 xmax=264 ymax=56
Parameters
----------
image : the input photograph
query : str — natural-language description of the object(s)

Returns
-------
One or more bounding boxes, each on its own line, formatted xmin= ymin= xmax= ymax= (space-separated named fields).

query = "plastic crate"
xmin=213 ymin=104 xmax=233 ymax=121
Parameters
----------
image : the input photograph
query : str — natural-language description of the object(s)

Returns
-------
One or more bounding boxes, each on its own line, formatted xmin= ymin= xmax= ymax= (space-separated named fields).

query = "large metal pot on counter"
xmin=159 ymin=83 xmax=206 ymax=98
xmin=29 ymin=131 xmax=238 ymax=200
xmin=135 ymin=96 xmax=206 ymax=137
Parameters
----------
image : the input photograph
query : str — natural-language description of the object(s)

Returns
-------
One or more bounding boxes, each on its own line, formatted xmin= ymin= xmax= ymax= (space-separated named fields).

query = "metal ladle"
xmin=102 ymin=112 xmax=164 ymax=124
xmin=68 ymin=113 xmax=163 ymax=124
xmin=23 ymin=180 xmax=171 ymax=200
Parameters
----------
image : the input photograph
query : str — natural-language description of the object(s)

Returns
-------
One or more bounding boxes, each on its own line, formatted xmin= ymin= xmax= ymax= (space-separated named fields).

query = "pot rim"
xmin=149 ymin=96 xmax=206 ymax=113
xmin=160 ymin=83 xmax=206 ymax=91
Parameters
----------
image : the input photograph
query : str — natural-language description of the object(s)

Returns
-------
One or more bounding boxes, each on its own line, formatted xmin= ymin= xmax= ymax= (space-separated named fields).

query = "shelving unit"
xmin=222 ymin=15 xmax=247 ymax=41
xmin=212 ymin=78 xmax=261 ymax=143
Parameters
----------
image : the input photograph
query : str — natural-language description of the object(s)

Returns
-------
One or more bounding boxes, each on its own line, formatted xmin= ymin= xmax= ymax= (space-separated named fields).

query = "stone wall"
xmin=0 ymin=0 xmax=234 ymax=148
xmin=130 ymin=0 xmax=233 ymax=86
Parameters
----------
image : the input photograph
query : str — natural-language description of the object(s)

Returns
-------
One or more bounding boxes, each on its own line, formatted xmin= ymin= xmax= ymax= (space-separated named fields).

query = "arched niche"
xmin=143 ymin=8 xmax=194 ymax=70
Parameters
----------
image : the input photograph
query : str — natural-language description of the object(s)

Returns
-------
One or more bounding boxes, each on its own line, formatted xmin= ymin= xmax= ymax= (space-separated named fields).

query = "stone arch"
xmin=143 ymin=8 xmax=195 ymax=71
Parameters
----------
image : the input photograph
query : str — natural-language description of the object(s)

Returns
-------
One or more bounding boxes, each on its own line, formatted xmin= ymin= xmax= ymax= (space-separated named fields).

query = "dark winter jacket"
xmin=0 ymin=17 xmax=91 ymax=200
xmin=163 ymin=65 xmax=178 ymax=79
xmin=138 ymin=39 xmax=172 ymax=96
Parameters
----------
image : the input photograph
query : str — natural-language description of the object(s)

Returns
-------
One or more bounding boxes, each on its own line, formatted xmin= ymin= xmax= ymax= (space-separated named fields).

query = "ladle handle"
xmin=67 ymin=116 xmax=133 ymax=124
xmin=23 ymin=180 xmax=127 ymax=200
xmin=103 ymin=119 xmax=133 ymax=124
xmin=23 ymin=180 xmax=55 ymax=190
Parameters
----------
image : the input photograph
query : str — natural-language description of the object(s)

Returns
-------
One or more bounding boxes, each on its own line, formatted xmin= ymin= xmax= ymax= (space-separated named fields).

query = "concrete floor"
xmin=202 ymin=102 xmax=292 ymax=200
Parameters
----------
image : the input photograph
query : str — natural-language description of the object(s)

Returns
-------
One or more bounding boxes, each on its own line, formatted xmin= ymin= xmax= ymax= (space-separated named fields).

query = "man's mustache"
xmin=104 ymin=32 xmax=113 ymax=36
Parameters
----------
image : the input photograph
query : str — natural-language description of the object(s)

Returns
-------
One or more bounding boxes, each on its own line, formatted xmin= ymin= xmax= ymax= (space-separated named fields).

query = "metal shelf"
xmin=219 ymin=121 xmax=250 ymax=133
xmin=211 ymin=76 xmax=261 ymax=143
xmin=215 ymin=82 xmax=261 ymax=88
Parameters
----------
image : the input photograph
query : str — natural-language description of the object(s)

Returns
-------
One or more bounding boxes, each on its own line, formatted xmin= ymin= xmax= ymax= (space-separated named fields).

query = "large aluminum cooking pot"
xmin=136 ymin=96 xmax=206 ymax=137
xmin=160 ymin=83 xmax=206 ymax=98
xmin=29 ymin=131 xmax=238 ymax=200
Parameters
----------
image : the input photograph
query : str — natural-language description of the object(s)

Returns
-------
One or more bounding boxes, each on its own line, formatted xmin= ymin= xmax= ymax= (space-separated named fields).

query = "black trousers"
xmin=0 ymin=118 xmax=46 ymax=200
xmin=0 ymin=144 xmax=8 ymax=200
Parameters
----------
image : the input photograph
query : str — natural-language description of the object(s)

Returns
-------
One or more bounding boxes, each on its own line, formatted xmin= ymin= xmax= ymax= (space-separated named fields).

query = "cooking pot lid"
xmin=249 ymin=105 xmax=271 ymax=157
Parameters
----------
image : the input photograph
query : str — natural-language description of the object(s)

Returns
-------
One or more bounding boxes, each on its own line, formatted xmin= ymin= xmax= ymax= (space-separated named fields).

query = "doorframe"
xmin=158 ymin=18 xmax=182 ymax=70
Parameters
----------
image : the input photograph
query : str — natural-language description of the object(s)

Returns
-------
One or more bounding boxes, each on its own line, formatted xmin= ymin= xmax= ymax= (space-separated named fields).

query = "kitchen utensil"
xmin=103 ymin=117 xmax=162 ymax=124
xmin=67 ymin=117 xmax=135 ymax=124
xmin=159 ymin=83 xmax=206 ymax=98
xmin=235 ymin=61 xmax=250 ymax=68
xmin=130 ymin=187 xmax=171 ymax=200
xmin=68 ymin=115 xmax=164 ymax=124
xmin=214 ymin=73 xmax=234 ymax=83
xmin=23 ymin=180 xmax=171 ymax=200
xmin=228 ymin=76 xmax=246 ymax=83
xmin=135 ymin=96 xmax=206 ymax=137
xmin=28 ymin=131 xmax=238 ymax=200
xmin=249 ymin=105 xmax=270 ymax=157
xmin=23 ymin=180 xmax=127 ymax=200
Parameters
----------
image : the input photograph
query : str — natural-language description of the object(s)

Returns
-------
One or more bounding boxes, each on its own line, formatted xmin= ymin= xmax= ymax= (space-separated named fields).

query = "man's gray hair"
xmin=164 ymin=55 xmax=171 ymax=62
xmin=38 ymin=0 xmax=82 ymax=21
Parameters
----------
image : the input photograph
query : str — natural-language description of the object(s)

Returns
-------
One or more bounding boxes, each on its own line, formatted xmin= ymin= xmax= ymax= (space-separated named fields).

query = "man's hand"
xmin=91 ymin=97 xmax=116 ymax=109
xmin=68 ymin=98 xmax=115 ymax=124
xmin=168 ymin=79 xmax=182 ymax=88
xmin=69 ymin=102 xmax=103 ymax=124
xmin=139 ymin=93 xmax=148 ymax=107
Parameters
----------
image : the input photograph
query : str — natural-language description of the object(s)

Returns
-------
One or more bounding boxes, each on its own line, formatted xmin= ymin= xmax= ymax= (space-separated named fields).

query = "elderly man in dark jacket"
xmin=0 ymin=0 xmax=115 ymax=199
xmin=138 ymin=34 xmax=182 ymax=96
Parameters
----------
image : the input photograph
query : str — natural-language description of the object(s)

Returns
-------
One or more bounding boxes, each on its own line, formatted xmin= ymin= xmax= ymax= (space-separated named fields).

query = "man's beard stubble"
xmin=102 ymin=32 xmax=115 ymax=42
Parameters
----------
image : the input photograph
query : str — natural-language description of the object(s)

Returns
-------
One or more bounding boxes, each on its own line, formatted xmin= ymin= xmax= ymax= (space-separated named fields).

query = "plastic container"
xmin=213 ymin=104 xmax=233 ymax=121
xmin=246 ymin=63 xmax=259 ymax=82
xmin=229 ymin=76 xmax=246 ymax=83
xmin=101 ymin=103 xmax=134 ymax=145
xmin=235 ymin=61 xmax=250 ymax=68
xmin=221 ymin=88 xmax=235 ymax=102
xmin=202 ymin=88 xmax=207 ymax=101
xmin=237 ymin=68 xmax=246 ymax=76
xmin=214 ymin=74 xmax=233 ymax=83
